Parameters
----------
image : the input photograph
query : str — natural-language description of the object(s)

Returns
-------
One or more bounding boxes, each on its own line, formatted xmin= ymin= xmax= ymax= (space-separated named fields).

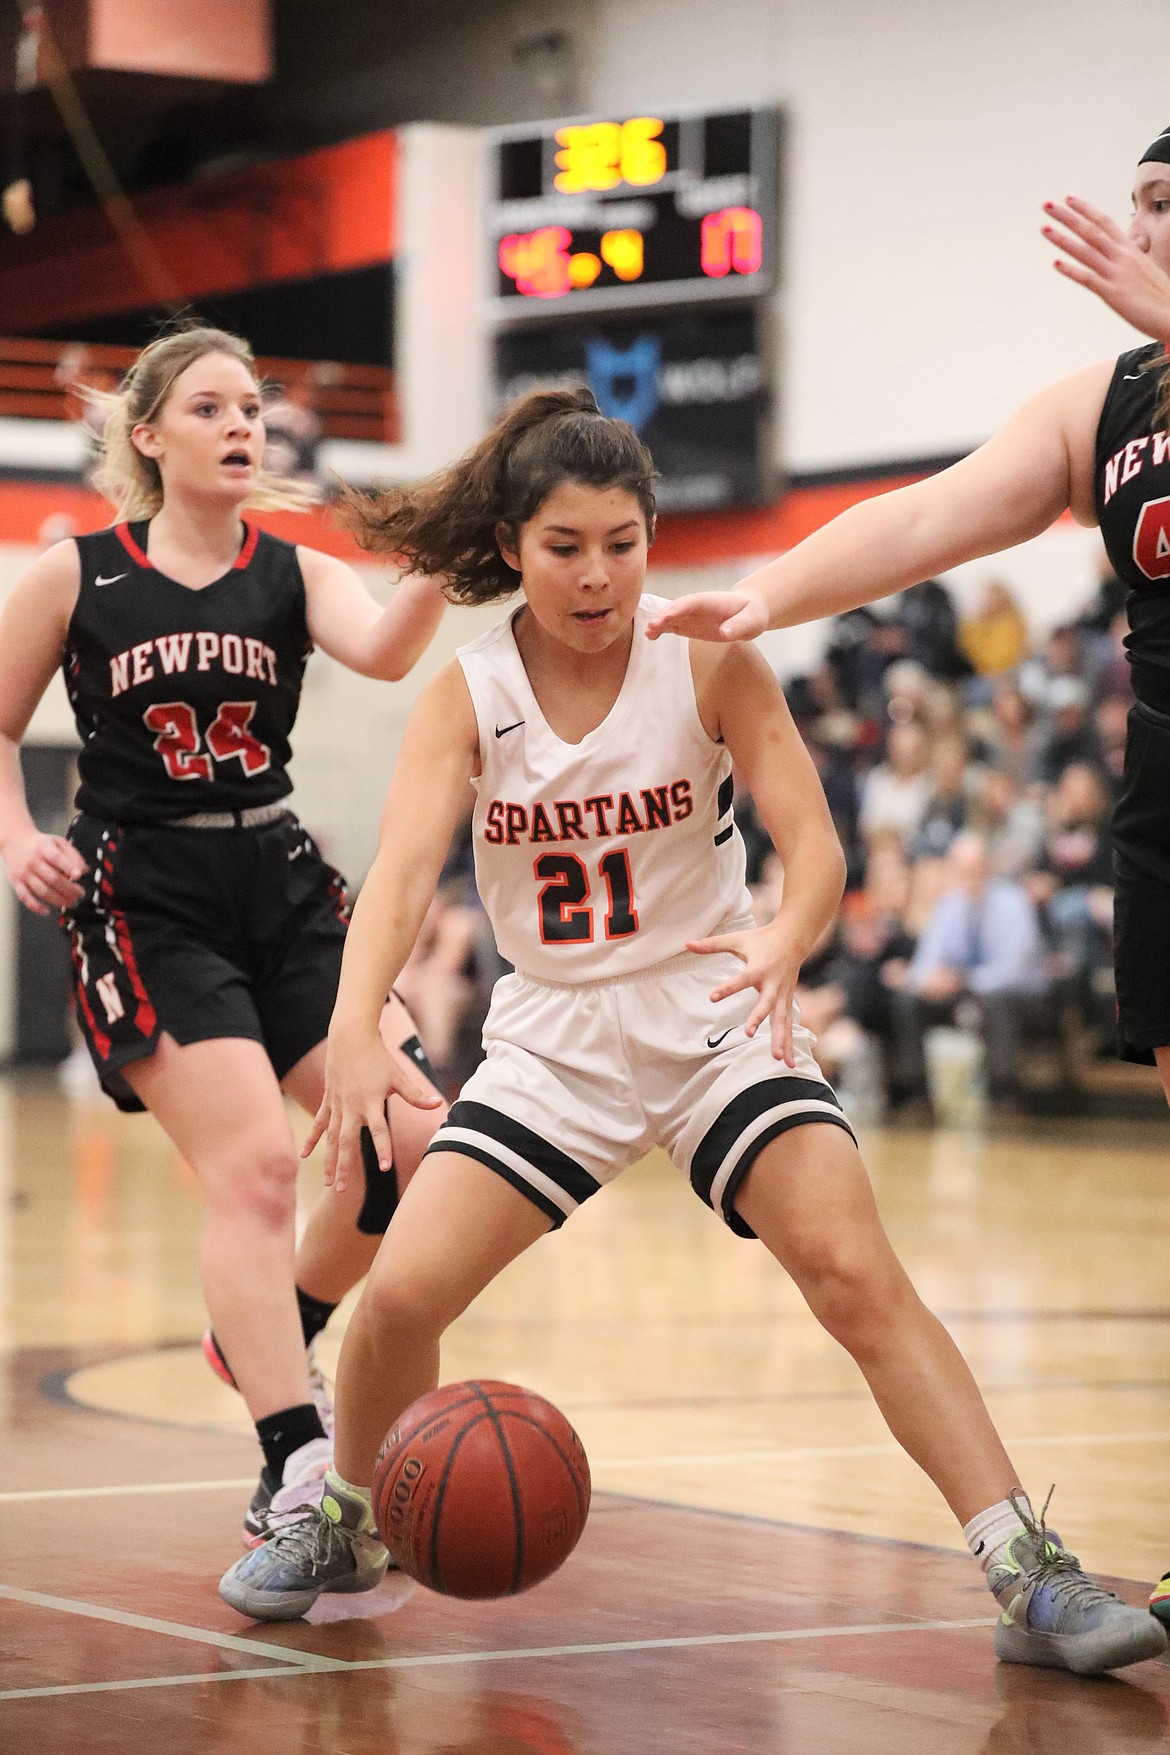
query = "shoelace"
xmin=267 ymin=1476 xmax=328 ymax=1534
xmin=1008 ymin=1486 xmax=1121 ymax=1613
xmin=263 ymin=1506 xmax=341 ymax=1579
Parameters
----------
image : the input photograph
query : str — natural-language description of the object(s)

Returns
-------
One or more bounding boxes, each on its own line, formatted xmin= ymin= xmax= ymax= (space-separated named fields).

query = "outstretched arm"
xmin=299 ymin=546 xmax=446 ymax=681
xmin=647 ymin=359 xmax=1111 ymax=643
xmin=303 ymin=660 xmax=478 ymax=1191
xmin=0 ymin=541 xmax=87 ymax=913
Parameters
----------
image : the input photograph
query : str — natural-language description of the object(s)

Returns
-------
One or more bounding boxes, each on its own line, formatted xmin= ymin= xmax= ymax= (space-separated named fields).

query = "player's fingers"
xmin=1041 ymin=222 xmax=1110 ymax=274
xmin=33 ymin=859 xmax=82 ymax=906
xmin=48 ymin=836 xmax=87 ymax=880
xmin=366 ymin=1104 xmax=394 ymax=1172
xmin=772 ymin=998 xmax=796 ymax=1067
xmin=1063 ymin=193 xmax=1128 ymax=242
xmin=1052 ymin=257 xmax=1099 ymax=291
xmin=301 ymin=1101 xmax=329 ymax=1160
xmin=710 ymin=966 xmax=756 ymax=1005
xmin=686 ymin=934 xmax=746 ymax=959
xmin=390 ymin=1064 xmax=444 ymax=1110
xmin=334 ymin=1118 xmax=363 ymax=1196
xmin=14 ymin=881 xmax=48 ymax=916
xmin=743 ymin=989 xmax=772 ymax=1039
xmin=720 ymin=602 xmax=764 ymax=641
xmin=1044 ymin=196 xmax=1121 ymax=251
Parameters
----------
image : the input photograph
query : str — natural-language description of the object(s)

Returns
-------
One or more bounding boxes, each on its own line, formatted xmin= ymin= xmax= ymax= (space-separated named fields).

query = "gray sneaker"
xmin=219 ymin=1478 xmax=389 ymax=1621
xmin=990 ymin=1492 xmax=1167 ymax=1675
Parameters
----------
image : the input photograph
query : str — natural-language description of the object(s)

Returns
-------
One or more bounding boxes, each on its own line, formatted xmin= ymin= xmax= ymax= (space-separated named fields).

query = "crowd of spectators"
xmin=404 ymin=558 xmax=1131 ymax=1119
xmin=773 ymin=559 xmax=1128 ymax=1118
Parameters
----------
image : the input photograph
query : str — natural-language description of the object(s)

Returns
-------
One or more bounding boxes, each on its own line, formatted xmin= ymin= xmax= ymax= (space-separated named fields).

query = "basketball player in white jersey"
xmin=219 ymin=388 xmax=1163 ymax=1677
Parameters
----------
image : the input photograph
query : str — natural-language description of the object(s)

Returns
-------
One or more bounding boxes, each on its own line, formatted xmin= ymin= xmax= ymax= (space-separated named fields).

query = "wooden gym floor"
xmin=4 ymin=1071 xmax=1170 ymax=1751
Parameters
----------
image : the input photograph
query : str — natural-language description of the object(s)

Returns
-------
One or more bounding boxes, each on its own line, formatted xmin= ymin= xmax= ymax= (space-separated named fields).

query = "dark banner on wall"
xmin=494 ymin=305 xmax=773 ymax=512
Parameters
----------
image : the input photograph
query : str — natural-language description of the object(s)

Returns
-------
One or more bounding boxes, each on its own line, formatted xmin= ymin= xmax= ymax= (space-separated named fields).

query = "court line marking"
xmin=0 ymin=1584 xmax=338 ymax=1671
xmin=0 ymin=1615 xmax=995 ymax=1702
xmin=0 ymin=1478 xmax=256 ymax=1504
xmin=5 ymin=1427 xmax=1170 ymax=1505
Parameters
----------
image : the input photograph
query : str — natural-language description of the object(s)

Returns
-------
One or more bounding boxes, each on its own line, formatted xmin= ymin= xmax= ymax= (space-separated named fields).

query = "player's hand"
xmin=303 ymin=1026 xmax=443 ymax=1194
xmin=1043 ymin=195 xmax=1170 ymax=343
xmin=688 ymin=919 xmax=805 ymax=1067
xmin=645 ymin=590 xmax=768 ymax=644
xmin=1 ymin=828 xmax=87 ymax=915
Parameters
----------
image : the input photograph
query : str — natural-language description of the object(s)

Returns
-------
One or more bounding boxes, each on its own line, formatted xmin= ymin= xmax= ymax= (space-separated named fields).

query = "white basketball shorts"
xmin=422 ymin=936 xmax=856 ymax=1239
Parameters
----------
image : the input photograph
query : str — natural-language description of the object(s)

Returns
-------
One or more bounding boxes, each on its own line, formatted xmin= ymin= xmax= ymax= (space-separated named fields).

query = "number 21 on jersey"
xmin=535 ymin=848 xmax=639 ymax=943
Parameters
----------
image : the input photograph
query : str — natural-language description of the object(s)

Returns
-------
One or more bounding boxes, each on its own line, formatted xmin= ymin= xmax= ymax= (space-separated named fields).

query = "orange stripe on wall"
xmin=0 ymin=473 xmax=944 ymax=566
xmin=648 ymin=474 xmax=931 ymax=568
xmin=0 ymin=132 xmax=398 ymax=334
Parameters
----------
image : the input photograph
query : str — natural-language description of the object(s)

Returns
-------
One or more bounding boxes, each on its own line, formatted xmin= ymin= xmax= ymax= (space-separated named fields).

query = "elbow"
xmin=824 ymin=834 xmax=847 ymax=905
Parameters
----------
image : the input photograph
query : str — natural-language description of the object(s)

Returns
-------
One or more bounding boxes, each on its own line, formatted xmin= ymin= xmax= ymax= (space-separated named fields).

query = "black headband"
xmin=1140 ymin=126 xmax=1170 ymax=167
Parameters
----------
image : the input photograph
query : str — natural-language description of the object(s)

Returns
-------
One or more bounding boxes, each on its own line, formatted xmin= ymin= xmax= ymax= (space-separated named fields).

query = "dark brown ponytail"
xmin=338 ymin=385 xmax=657 ymax=603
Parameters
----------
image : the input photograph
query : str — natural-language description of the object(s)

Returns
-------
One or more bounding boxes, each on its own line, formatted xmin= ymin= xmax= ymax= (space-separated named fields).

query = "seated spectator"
xmin=1025 ymin=676 xmax=1105 ymax=787
xmin=1019 ymin=622 xmax=1106 ymax=709
xmin=895 ymin=578 xmax=973 ymax=682
xmin=1027 ymin=764 xmax=1114 ymax=1023
xmin=970 ymin=766 xmax=1046 ymax=876
xmin=825 ymin=606 xmax=905 ymax=718
xmin=960 ymin=580 xmax=1030 ymax=680
xmin=978 ymin=680 xmax=1035 ymax=784
xmin=909 ymin=733 xmax=973 ymax=861
xmin=858 ymin=721 xmax=932 ymax=849
xmin=887 ymin=833 xmax=1050 ymax=1110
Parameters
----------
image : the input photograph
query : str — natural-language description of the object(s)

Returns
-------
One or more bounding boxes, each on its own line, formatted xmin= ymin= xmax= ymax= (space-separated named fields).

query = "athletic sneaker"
xmin=242 ymin=1434 xmax=333 ymax=1548
xmin=201 ymin=1327 xmax=336 ymax=1436
xmin=990 ymin=1493 xmax=1167 ymax=1674
xmin=1148 ymin=1569 xmax=1170 ymax=1626
xmin=219 ymin=1476 xmax=389 ymax=1621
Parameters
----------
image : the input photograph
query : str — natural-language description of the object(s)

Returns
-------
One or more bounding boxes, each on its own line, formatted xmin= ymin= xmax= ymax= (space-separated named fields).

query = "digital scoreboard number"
xmin=487 ymin=108 xmax=780 ymax=315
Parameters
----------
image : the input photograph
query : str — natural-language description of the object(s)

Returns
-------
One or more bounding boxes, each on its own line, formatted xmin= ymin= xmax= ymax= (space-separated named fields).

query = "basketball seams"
xmin=489 ymin=1409 xmax=592 ymax=1524
xmin=470 ymin=1380 xmax=526 ymax=1594
xmin=427 ymin=1410 xmax=492 ymax=1594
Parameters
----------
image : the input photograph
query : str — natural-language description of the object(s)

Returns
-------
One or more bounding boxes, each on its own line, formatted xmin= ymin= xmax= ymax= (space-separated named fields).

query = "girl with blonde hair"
xmin=0 ymin=323 xmax=448 ymax=1543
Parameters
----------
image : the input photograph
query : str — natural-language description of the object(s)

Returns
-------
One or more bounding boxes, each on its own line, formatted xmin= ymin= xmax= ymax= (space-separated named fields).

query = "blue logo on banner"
xmin=585 ymin=335 xmax=661 ymax=430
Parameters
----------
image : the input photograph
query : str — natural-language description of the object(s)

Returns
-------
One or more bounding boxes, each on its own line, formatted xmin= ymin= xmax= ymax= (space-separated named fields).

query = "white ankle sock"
xmin=323 ymin=1468 xmax=376 ymax=1532
xmin=963 ymin=1494 xmax=1033 ymax=1578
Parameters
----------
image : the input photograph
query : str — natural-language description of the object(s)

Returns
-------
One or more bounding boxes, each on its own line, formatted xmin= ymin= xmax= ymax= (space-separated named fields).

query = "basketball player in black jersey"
xmin=0 ymin=324 xmax=447 ymax=1544
xmin=650 ymin=127 xmax=1170 ymax=1628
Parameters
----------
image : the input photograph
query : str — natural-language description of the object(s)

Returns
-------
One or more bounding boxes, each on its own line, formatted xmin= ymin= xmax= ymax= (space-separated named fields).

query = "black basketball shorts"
xmin=1112 ymin=701 xmax=1170 ymax=1065
xmin=61 ymin=810 xmax=350 ymax=1110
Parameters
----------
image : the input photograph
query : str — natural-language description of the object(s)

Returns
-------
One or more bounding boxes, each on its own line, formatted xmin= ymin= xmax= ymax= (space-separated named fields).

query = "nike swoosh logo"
xmin=706 ymin=1027 xmax=735 ymax=1049
xmin=495 ymin=720 xmax=525 ymax=738
xmin=95 ymin=573 xmax=127 ymax=586
xmin=1122 ymin=373 xmax=1147 ymax=381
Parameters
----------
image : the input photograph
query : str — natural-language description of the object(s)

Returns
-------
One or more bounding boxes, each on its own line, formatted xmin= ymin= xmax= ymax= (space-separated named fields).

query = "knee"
xmin=798 ymin=1243 xmax=909 ymax=1358
xmin=207 ymin=1138 xmax=299 ymax=1232
xmin=360 ymin=1270 xmax=449 ymax=1349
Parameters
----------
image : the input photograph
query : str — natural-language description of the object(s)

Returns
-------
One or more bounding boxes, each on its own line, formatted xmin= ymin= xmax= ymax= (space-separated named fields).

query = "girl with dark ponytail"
xmin=221 ymin=384 xmax=1160 ymax=1687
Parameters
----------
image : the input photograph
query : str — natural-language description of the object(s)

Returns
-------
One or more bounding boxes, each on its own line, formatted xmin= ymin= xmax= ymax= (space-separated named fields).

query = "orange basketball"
xmin=372 ymin=1380 xmax=591 ymax=1598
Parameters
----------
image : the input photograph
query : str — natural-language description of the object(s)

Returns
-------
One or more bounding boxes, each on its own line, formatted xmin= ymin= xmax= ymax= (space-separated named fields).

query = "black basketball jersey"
xmin=1095 ymin=341 xmax=1170 ymax=710
xmin=64 ymin=520 xmax=312 ymax=824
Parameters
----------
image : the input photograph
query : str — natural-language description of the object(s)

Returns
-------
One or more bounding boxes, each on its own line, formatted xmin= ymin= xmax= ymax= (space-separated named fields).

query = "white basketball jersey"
xmin=457 ymin=594 xmax=752 ymax=981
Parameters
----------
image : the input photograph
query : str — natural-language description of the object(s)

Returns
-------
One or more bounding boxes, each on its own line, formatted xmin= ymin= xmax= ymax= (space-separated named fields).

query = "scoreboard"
xmin=485 ymin=106 xmax=781 ymax=509
xmin=486 ymin=108 xmax=780 ymax=317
